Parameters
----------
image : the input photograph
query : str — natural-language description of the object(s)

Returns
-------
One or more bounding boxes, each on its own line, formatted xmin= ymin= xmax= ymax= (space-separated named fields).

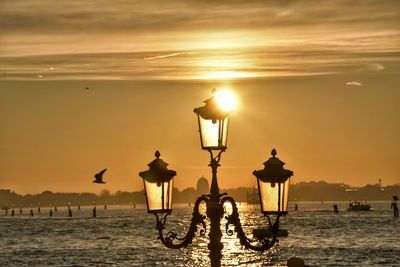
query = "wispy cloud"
xmin=1 ymin=49 xmax=400 ymax=80
xmin=367 ymin=63 xmax=385 ymax=71
xmin=144 ymin=52 xmax=196 ymax=60
xmin=346 ymin=81 xmax=363 ymax=86
xmin=0 ymin=0 xmax=399 ymax=80
xmin=1 ymin=0 xmax=399 ymax=34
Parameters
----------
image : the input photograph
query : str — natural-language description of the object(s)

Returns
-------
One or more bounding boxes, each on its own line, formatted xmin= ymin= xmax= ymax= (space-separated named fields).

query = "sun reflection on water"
xmin=221 ymin=203 xmax=279 ymax=266
xmin=1 ymin=202 xmax=397 ymax=266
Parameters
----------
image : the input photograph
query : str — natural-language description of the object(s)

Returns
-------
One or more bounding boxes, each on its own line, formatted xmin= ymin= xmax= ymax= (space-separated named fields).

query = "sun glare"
xmin=198 ymin=71 xmax=256 ymax=80
xmin=215 ymin=89 xmax=238 ymax=112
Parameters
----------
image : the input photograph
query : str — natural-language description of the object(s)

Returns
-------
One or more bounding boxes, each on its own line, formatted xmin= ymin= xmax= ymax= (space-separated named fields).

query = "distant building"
xmin=196 ymin=177 xmax=209 ymax=195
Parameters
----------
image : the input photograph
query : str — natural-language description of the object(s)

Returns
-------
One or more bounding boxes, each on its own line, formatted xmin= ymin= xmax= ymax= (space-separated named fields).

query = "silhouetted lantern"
xmin=253 ymin=149 xmax=293 ymax=215
xmin=193 ymin=90 xmax=231 ymax=151
xmin=139 ymin=151 xmax=177 ymax=213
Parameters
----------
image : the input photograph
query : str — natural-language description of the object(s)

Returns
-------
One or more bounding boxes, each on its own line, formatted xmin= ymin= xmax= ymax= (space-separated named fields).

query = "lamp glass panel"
xmin=221 ymin=117 xmax=229 ymax=147
xmin=258 ymin=180 xmax=278 ymax=213
xmin=258 ymin=179 xmax=288 ymax=214
xmin=144 ymin=179 xmax=173 ymax=213
xmin=282 ymin=179 xmax=290 ymax=213
xmin=199 ymin=117 xmax=228 ymax=149
xmin=199 ymin=117 xmax=219 ymax=148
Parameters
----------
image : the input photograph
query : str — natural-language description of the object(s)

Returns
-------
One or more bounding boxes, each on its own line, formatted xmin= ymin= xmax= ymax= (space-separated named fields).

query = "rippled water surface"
xmin=0 ymin=201 xmax=399 ymax=266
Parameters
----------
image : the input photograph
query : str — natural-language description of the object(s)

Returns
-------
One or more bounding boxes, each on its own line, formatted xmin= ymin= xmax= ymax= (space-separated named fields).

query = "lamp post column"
xmin=206 ymin=156 xmax=224 ymax=267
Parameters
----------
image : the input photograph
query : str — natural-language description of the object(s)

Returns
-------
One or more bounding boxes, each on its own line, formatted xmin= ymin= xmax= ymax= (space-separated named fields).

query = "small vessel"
xmin=347 ymin=201 xmax=371 ymax=211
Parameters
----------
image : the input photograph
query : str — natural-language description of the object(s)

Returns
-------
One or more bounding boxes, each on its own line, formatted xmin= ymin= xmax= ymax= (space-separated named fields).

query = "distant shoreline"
xmin=1 ymin=181 xmax=399 ymax=207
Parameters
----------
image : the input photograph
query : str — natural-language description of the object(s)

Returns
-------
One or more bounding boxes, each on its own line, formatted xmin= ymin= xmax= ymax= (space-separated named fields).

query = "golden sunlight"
xmin=215 ymin=89 xmax=238 ymax=112
xmin=197 ymin=71 xmax=257 ymax=80
xmin=193 ymin=53 xmax=261 ymax=80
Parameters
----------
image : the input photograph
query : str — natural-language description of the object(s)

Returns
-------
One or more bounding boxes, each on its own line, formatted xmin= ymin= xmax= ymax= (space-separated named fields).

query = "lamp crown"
xmin=252 ymin=148 xmax=293 ymax=182
xmin=139 ymin=151 xmax=177 ymax=183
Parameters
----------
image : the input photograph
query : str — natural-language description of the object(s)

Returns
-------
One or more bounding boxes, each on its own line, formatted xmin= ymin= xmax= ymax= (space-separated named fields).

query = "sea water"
xmin=0 ymin=201 xmax=399 ymax=266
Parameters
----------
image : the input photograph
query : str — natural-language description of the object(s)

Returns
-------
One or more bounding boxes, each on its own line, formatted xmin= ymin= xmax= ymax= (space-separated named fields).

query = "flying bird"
xmin=93 ymin=168 xmax=107 ymax=184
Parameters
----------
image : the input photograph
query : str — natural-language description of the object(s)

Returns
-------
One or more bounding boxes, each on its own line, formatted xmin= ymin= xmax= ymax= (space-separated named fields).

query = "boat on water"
xmin=347 ymin=201 xmax=371 ymax=211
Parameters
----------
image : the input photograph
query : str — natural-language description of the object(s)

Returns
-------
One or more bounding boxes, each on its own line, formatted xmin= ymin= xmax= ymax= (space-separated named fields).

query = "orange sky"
xmin=0 ymin=0 xmax=399 ymax=194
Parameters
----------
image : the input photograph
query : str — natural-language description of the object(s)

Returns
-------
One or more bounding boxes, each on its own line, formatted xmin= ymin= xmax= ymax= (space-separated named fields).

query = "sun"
xmin=215 ymin=89 xmax=238 ymax=112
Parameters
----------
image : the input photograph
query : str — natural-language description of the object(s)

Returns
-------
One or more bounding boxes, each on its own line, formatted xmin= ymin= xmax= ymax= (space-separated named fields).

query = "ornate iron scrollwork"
xmin=155 ymin=195 xmax=208 ymax=249
xmin=222 ymin=196 xmax=278 ymax=251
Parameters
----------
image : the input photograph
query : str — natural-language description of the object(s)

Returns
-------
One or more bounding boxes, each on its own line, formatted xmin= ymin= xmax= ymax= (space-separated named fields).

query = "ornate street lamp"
xmin=253 ymin=149 xmax=293 ymax=227
xmin=193 ymin=89 xmax=230 ymax=151
xmin=139 ymin=151 xmax=176 ymax=214
xmin=139 ymin=90 xmax=294 ymax=267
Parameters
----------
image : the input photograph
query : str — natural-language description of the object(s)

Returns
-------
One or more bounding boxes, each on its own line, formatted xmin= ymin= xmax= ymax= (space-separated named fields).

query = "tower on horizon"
xmin=196 ymin=176 xmax=209 ymax=195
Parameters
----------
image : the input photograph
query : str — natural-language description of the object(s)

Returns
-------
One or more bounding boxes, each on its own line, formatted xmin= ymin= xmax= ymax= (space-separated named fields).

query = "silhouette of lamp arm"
xmin=155 ymin=194 xmax=208 ymax=249
xmin=222 ymin=196 xmax=278 ymax=251
xmin=139 ymin=90 xmax=294 ymax=267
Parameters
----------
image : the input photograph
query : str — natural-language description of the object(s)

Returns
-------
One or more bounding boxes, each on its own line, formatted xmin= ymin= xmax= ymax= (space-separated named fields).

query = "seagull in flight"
xmin=93 ymin=168 xmax=107 ymax=184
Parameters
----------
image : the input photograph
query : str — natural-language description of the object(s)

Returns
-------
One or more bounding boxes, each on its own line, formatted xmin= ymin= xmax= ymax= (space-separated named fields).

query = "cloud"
xmin=1 ymin=48 xmax=399 ymax=81
xmin=1 ymin=0 xmax=399 ymax=35
xmin=367 ymin=63 xmax=385 ymax=71
xmin=1 ymin=0 xmax=399 ymax=80
xmin=346 ymin=81 xmax=363 ymax=86
xmin=144 ymin=52 xmax=196 ymax=60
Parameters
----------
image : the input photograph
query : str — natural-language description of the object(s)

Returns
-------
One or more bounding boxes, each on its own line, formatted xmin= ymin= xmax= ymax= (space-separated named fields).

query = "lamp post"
xmin=139 ymin=90 xmax=293 ymax=267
